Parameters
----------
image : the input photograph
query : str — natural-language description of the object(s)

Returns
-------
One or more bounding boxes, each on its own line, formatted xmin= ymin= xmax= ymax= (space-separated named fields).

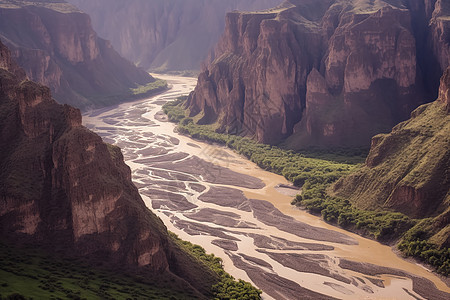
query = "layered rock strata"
xmin=187 ymin=0 xmax=450 ymax=147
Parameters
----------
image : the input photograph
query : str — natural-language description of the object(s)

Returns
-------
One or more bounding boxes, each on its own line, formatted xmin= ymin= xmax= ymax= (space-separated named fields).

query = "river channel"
xmin=83 ymin=75 xmax=450 ymax=300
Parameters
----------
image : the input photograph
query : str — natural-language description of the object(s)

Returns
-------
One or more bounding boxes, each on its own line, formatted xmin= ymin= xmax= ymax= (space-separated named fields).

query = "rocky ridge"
xmin=0 ymin=0 xmax=157 ymax=110
xmin=187 ymin=0 xmax=450 ymax=147
xmin=0 ymin=40 xmax=215 ymax=297
xmin=67 ymin=0 xmax=281 ymax=72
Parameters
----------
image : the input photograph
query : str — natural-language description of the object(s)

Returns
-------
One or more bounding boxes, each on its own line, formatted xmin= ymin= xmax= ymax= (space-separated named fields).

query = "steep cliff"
xmin=332 ymin=68 xmax=450 ymax=223
xmin=0 ymin=40 xmax=215 ymax=297
xmin=0 ymin=0 xmax=158 ymax=110
xmin=187 ymin=0 xmax=450 ymax=147
xmin=68 ymin=0 xmax=281 ymax=72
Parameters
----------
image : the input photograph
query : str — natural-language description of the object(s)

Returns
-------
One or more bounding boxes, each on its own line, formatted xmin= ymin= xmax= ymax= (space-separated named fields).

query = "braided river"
xmin=83 ymin=75 xmax=450 ymax=300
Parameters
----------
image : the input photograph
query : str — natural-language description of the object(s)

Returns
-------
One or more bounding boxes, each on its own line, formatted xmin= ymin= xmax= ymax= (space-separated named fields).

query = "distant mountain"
xmin=0 ymin=40 xmax=216 ymax=298
xmin=187 ymin=0 xmax=450 ymax=148
xmin=0 ymin=0 xmax=160 ymax=110
xmin=68 ymin=0 xmax=281 ymax=73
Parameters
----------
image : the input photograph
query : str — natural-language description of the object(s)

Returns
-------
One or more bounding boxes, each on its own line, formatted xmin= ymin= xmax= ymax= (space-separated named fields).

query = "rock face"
xmin=332 ymin=68 xmax=450 ymax=222
xmin=0 ymin=41 xmax=215 ymax=296
xmin=187 ymin=0 xmax=450 ymax=147
xmin=67 ymin=0 xmax=281 ymax=72
xmin=438 ymin=41 xmax=450 ymax=112
xmin=0 ymin=0 xmax=157 ymax=110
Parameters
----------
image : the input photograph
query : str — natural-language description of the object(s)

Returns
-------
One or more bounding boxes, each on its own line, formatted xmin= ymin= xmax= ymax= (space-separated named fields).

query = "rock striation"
xmin=0 ymin=40 xmax=215 ymax=297
xmin=0 ymin=0 xmax=157 ymax=110
xmin=67 ymin=0 xmax=281 ymax=72
xmin=332 ymin=67 xmax=450 ymax=226
xmin=438 ymin=50 xmax=450 ymax=112
xmin=187 ymin=0 xmax=450 ymax=147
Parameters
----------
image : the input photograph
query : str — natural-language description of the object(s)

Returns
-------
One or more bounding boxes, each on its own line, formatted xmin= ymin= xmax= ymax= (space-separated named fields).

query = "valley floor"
xmin=82 ymin=74 xmax=450 ymax=300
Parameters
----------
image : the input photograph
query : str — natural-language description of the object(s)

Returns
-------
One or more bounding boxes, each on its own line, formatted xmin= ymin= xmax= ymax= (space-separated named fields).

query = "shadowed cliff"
xmin=0 ymin=40 xmax=217 ymax=298
xmin=0 ymin=0 xmax=160 ymax=110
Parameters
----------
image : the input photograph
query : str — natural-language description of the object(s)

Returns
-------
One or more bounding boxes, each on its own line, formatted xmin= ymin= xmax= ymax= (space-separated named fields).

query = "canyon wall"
xmin=331 ymin=67 xmax=449 ymax=245
xmin=68 ymin=0 xmax=281 ymax=72
xmin=0 ymin=40 xmax=215 ymax=297
xmin=187 ymin=0 xmax=450 ymax=147
xmin=0 ymin=0 xmax=157 ymax=110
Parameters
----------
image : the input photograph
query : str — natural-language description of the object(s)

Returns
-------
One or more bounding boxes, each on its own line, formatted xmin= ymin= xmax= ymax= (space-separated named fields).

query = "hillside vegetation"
xmin=0 ymin=236 xmax=262 ymax=300
xmin=0 ymin=243 xmax=196 ymax=300
xmin=163 ymin=98 xmax=449 ymax=276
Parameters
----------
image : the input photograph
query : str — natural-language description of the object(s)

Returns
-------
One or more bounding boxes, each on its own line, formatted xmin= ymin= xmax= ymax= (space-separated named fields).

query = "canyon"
xmin=0 ymin=40 xmax=217 ymax=298
xmin=187 ymin=0 xmax=450 ymax=148
xmin=1 ymin=0 xmax=449 ymax=298
xmin=83 ymin=73 xmax=450 ymax=300
xmin=0 ymin=0 xmax=159 ymax=110
xmin=67 ymin=0 xmax=281 ymax=73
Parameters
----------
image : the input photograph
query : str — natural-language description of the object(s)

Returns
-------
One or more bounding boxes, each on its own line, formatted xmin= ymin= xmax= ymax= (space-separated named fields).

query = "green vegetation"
xmin=398 ymin=219 xmax=450 ymax=276
xmin=163 ymin=98 xmax=359 ymax=187
xmin=163 ymin=98 xmax=449 ymax=276
xmin=130 ymin=79 xmax=168 ymax=96
xmin=0 ymin=243 xmax=195 ymax=300
xmin=0 ymin=234 xmax=262 ymax=299
xmin=291 ymin=195 xmax=415 ymax=240
xmin=169 ymin=232 xmax=262 ymax=300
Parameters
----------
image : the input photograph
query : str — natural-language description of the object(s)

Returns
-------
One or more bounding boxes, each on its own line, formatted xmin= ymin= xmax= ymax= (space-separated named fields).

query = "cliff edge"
xmin=0 ymin=40 xmax=215 ymax=297
xmin=187 ymin=0 xmax=449 ymax=148
xmin=0 ymin=0 xmax=157 ymax=110
xmin=68 ymin=0 xmax=281 ymax=72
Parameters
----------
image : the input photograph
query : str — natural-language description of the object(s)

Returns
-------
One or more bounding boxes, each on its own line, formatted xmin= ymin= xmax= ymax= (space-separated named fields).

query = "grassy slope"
xmin=332 ymin=101 xmax=449 ymax=216
xmin=332 ymin=101 xmax=450 ymax=275
xmin=0 ymin=243 xmax=195 ymax=300
xmin=0 ymin=235 xmax=262 ymax=300
xmin=163 ymin=98 xmax=449 ymax=276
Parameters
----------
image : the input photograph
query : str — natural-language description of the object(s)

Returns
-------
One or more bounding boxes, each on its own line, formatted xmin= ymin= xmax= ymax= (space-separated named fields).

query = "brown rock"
xmin=0 ymin=1 xmax=156 ymax=110
xmin=0 ymin=40 xmax=168 ymax=270
xmin=0 ymin=41 xmax=217 ymax=297
xmin=332 ymin=68 xmax=450 ymax=219
xmin=438 ymin=67 xmax=450 ymax=112
xmin=187 ymin=0 xmax=449 ymax=147
xmin=67 ymin=0 xmax=281 ymax=72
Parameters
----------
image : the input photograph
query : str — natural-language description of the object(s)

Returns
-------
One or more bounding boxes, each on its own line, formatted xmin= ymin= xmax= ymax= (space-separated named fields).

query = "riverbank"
xmin=83 ymin=74 xmax=449 ymax=299
xmin=163 ymin=98 xmax=450 ymax=278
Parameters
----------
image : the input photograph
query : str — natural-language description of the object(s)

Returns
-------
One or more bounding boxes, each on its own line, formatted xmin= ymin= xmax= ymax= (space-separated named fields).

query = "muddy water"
xmin=83 ymin=75 xmax=449 ymax=300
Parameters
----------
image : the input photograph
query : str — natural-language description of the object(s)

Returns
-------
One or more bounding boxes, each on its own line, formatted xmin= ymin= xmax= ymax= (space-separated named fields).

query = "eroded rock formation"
xmin=187 ymin=0 xmax=450 ymax=147
xmin=68 ymin=0 xmax=281 ymax=72
xmin=332 ymin=68 xmax=450 ymax=226
xmin=0 ymin=40 xmax=215 ymax=297
xmin=0 ymin=0 xmax=157 ymax=110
